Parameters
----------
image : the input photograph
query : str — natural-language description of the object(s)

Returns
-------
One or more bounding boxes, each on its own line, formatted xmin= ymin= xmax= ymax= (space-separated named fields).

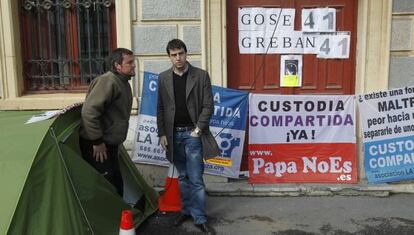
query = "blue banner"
xmin=133 ymin=71 xmax=249 ymax=178
xmin=364 ymin=136 xmax=414 ymax=183
xmin=210 ymin=86 xmax=248 ymax=130
xmin=139 ymin=72 xmax=159 ymax=116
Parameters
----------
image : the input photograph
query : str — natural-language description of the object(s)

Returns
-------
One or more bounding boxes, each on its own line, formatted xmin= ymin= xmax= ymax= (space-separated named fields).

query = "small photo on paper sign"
xmin=280 ymin=55 xmax=302 ymax=87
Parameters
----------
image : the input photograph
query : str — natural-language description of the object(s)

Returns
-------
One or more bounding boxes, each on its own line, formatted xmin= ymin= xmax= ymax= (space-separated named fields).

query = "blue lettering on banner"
xmin=364 ymin=135 xmax=414 ymax=183
xmin=211 ymin=86 xmax=248 ymax=130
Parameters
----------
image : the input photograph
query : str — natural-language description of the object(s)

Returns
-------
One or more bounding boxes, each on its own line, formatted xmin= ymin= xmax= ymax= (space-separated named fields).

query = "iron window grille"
xmin=20 ymin=0 xmax=116 ymax=93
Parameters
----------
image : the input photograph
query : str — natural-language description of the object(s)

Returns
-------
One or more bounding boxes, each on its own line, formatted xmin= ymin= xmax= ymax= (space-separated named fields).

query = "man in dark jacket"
xmin=157 ymin=39 xmax=220 ymax=234
xmin=79 ymin=48 xmax=135 ymax=196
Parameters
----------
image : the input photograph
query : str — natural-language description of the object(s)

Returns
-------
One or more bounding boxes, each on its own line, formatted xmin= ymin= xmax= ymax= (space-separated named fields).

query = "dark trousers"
xmin=79 ymin=137 xmax=123 ymax=196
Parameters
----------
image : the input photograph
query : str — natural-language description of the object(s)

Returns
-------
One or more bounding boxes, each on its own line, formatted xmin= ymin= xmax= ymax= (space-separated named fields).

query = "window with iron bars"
xmin=19 ymin=0 xmax=116 ymax=93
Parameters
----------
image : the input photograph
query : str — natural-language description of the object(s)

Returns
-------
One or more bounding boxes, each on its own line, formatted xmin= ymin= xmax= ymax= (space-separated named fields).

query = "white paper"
xmin=238 ymin=7 xmax=349 ymax=59
xmin=316 ymin=33 xmax=350 ymax=59
xmin=25 ymin=110 xmax=61 ymax=124
xmin=239 ymin=31 xmax=320 ymax=54
xmin=239 ymin=8 xmax=295 ymax=32
xmin=302 ymin=8 xmax=336 ymax=33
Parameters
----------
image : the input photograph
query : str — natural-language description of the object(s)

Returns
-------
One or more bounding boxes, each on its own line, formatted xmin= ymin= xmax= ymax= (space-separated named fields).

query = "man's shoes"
xmin=195 ymin=223 xmax=215 ymax=234
xmin=173 ymin=214 xmax=191 ymax=227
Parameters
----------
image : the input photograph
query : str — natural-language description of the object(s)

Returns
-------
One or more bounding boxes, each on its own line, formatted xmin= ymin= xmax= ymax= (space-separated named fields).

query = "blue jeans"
xmin=173 ymin=130 xmax=206 ymax=224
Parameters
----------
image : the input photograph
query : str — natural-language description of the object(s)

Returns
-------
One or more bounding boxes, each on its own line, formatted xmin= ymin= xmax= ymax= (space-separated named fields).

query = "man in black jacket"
xmin=157 ymin=39 xmax=219 ymax=234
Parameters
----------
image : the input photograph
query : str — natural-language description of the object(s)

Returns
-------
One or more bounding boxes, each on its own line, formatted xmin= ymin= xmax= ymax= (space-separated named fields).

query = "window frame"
xmin=0 ymin=0 xmax=132 ymax=110
xmin=19 ymin=0 xmax=117 ymax=94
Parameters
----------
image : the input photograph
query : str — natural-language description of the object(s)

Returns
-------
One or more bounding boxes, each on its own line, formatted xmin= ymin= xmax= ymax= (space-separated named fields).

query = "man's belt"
xmin=174 ymin=126 xmax=194 ymax=132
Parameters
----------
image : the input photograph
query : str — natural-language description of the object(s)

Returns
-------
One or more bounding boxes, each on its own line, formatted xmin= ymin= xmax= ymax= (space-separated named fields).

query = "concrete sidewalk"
xmin=205 ymin=180 xmax=393 ymax=197
xmin=135 ymin=163 xmax=414 ymax=197
xmin=137 ymin=194 xmax=414 ymax=235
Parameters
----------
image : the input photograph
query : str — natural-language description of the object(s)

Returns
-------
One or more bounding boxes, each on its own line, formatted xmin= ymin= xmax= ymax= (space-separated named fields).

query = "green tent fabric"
xmin=0 ymin=108 xmax=158 ymax=235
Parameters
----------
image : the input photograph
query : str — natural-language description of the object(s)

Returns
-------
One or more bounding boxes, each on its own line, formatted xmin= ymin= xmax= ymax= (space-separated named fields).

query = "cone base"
xmin=158 ymin=194 xmax=181 ymax=212
xmin=119 ymin=228 xmax=135 ymax=235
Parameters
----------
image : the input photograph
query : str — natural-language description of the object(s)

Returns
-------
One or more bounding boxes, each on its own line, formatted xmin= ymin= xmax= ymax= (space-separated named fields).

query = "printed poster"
xmin=358 ymin=86 xmax=414 ymax=183
xmin=238 ymin=7 xmax=350 ymax=58
xmin=132 ymin=72 xmax=249 ymax=178
xmin=280 ymin=55 xmax=302 ymax=87
xmin=248 ymin=94 xmax=357 ymax=183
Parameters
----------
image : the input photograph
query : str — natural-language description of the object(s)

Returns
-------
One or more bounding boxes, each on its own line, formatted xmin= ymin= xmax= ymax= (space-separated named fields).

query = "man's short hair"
xmin=166 ymin=39 xmax=187 ymax=55
xmin=107 ymin=48 xmax=133 ymax=71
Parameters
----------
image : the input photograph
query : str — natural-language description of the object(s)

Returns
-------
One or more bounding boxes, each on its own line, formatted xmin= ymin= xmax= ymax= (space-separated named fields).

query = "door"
xmin=227 ymin=0 xmax=357 ymax=95
xmin=226 ymin=0 xmax=358 ymax=172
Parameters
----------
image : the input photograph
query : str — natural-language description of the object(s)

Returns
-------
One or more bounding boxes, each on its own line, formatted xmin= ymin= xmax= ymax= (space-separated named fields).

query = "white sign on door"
xmin=316 ymin=33 xmax=350 ymax=59
xmin=302 ymin=8 xmax=336 ymax=33
xmin=238 ymin=7 xmax=350 ymax=59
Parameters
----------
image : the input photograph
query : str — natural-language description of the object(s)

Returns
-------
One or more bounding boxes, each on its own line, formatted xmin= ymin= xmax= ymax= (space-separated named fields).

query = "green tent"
xmin=0 ymin=107 xmax=158 ymax=235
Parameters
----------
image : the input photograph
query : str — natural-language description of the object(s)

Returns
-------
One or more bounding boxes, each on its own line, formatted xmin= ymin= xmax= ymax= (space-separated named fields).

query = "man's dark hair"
xmin=107 ymin=48 xmax=133 ymax=71
xmin=166 ymin=39 xmax=187 ymax=55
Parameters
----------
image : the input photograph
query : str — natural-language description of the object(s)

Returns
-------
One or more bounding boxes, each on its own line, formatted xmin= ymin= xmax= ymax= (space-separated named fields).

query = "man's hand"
xmin=160 ymin=135 xmax=168 ymax=150
xmin=190 ymin=127 xmax=202 ymax=137
xmin=93 ymin=143 xmax=108 ymax=163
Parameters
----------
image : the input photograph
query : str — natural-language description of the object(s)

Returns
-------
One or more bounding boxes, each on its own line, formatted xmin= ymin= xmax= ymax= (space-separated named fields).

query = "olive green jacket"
xmin=80 ymin=71 xmax=132 ymax=145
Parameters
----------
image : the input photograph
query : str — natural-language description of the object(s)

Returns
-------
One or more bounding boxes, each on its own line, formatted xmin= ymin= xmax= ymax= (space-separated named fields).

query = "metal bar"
xmin=27 ymin=5 xmax=35 ymax=90
xmin=86 ymin=7 xmax=92 ymax=79
xmin=48 ymin=8 xmax=54 ymax=89
xmin=97 ymin=2 xmax=102 ymax=72
xmin=76 ymin=1 xmax=83 ymax=83
xmin=57 ymin=4 xmax=64 ymax=89
xmin=71 ymin=2 xmax=81 ymax=87
xmin=106 ymin=4 xmax=111 ymax=53
xmin=66 ymin=6 xmax=73 ymax=89
xmin=36 ymin=2 xmax=46 ymax=89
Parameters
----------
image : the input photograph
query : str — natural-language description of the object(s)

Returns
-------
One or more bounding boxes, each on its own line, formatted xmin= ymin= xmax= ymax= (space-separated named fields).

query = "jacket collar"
xmin=173 ymin=63 xmax=189 ymax=76
xmin=111 ymin=71 xmax=131 ymax=82
xmin=165 ymin=62 xmax=196 ymax=101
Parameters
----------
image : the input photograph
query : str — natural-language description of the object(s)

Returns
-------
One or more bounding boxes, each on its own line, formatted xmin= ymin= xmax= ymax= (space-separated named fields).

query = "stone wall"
xmin=389 ymin=0 xmax=414 ymax=88
xmin=128 ymin=0 xmax=226 ymax=187
xmin=132 ymin=0 xmax=202 ymax=78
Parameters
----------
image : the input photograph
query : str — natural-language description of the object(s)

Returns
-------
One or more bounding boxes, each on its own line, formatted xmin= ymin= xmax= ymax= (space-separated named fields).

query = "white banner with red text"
xmin=248 ymin=94 xmax=357 ymax=183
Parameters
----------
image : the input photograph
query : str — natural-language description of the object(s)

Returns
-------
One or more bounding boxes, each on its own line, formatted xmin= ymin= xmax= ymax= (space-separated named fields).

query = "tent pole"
xmin=50 ymin=128 xmax=95 ymax=235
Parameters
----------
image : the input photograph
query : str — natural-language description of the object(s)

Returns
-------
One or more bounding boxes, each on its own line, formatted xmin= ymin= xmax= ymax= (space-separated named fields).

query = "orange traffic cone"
xmin=158 ymin=164 xmax=181 ymax=212
xmin=119 ymin=210 xmax=135 ymax=235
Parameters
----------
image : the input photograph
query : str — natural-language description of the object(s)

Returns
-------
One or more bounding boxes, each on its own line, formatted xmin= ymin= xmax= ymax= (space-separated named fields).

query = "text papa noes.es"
xmin=252 ymin=156 xmax=352 ymax=177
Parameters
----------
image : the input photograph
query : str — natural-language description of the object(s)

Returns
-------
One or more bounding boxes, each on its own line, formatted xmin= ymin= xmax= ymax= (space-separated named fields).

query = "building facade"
xmin=1 ymin=0 xmax=413 ymax=189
